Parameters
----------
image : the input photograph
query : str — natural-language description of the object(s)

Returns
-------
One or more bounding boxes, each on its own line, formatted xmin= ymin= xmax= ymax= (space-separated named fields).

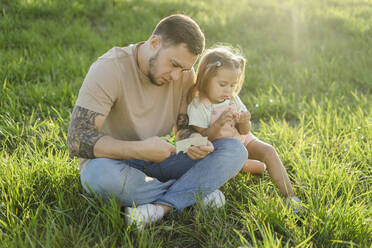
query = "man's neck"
xmin=136 ymin=42 xmax=149 ymax=76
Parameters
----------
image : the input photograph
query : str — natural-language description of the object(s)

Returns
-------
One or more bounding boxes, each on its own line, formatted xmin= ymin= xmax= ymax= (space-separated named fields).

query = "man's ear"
xmin=149 ymin=35 xmax=162 ymax=51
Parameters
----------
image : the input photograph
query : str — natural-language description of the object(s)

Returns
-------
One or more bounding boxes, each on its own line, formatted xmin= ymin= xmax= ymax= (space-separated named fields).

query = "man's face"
xmin=148 ymin=43 xmax=198 ymax=86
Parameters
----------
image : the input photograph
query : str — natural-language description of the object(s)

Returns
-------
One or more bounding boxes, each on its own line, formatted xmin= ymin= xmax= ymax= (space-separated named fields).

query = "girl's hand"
xmin=236 ymin=111 xmax=251 ymax=134
xmin=214 ymin=109 xmax=234 ymax=128
xmin=237 ymin=111 xmax=251 ymax=124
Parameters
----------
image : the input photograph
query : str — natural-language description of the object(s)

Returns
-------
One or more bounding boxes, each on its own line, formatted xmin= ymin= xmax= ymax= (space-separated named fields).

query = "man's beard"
xmin=148 ymin=50 xmax=163 ymax=86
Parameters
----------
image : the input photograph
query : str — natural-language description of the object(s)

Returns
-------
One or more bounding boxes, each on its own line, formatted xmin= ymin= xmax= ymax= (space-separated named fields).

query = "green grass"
xmin=1 ymin=0 xmax=371 ymax=247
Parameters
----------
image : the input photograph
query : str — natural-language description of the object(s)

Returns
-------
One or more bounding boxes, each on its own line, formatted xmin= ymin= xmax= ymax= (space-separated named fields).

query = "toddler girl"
xmin=187 ymin=47 xmax=300 ymax=204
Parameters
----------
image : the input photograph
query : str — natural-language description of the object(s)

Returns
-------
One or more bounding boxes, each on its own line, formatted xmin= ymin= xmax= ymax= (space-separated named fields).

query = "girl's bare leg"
xmin=246 ymin=139 xmax=294 ymax=197
xmin=241 ymin=159 xmax=266 ymax=174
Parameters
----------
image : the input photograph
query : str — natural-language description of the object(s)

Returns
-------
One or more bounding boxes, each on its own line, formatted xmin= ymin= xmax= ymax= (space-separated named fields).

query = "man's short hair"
xmin=153 ymin=14 xmax=205 ymax=55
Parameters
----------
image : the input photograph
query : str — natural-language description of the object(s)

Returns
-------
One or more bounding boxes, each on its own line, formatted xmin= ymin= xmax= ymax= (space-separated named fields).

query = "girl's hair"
xmin=187 ymin=46 xmax=246 ymax=103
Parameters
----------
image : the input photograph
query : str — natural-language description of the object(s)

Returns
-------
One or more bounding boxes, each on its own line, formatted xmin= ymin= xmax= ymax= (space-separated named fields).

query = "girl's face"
xmin=206 ymin=67 xmax=240 ymax=104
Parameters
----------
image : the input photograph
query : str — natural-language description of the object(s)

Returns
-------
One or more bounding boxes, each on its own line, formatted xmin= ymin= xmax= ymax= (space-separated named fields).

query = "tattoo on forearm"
xmin=176 ymin=114 xmax=194 ymax=140
xmin=67 ymin=106 xmax=104 ymax=159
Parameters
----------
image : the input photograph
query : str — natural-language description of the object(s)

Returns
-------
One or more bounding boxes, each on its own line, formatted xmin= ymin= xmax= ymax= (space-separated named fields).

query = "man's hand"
xmin=186 ymin=133 xmax=214 ymax=160
xmin=140 ymin=136 xmax=176 ymax=163
xmin=187 ymin=140 xmax=214 ymax=160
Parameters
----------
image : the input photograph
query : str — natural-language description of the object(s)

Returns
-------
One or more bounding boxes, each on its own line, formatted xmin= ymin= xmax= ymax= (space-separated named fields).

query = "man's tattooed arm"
xmin=175 ymin=113 xmax=197 ymax=140
xmin=67 ymin=106 xmax=105 ymax=158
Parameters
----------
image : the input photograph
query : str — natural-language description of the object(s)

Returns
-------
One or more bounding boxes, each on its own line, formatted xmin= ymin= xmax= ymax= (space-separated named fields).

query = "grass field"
xmin=1 ymin=0 xmax=371 ymax=247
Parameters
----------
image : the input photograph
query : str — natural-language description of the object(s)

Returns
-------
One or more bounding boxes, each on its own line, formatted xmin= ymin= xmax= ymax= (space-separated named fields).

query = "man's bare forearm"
xmin=67 ymin=106 xmax=142 ymax=160
xmin=67 ymin=106 xmax=105 ymax=158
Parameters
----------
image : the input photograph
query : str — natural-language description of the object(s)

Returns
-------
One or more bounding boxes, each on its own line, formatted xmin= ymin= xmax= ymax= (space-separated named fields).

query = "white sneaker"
xmin=125 ymin=204 xmax=164 ymax=229
xmin=201 ymin=190 xmax=226 ymax=208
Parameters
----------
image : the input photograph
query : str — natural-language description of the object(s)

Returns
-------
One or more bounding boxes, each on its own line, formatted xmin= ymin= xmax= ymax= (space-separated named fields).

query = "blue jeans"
xmin=80 ymin=138 xmax=247 ymax=211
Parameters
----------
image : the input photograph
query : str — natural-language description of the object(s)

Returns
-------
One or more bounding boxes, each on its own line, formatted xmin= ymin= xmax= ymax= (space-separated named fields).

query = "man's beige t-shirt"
xmin=75 ymin=43 xmax=194 ymax=168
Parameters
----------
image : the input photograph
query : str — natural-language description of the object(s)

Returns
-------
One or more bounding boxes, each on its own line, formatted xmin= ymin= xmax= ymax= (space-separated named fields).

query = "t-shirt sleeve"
xmin=234 ymin=95 xmax=248 ymax=112
xmin=75 ymin=59 xmax=120 ymax=115
xmin=187 ymin=101 xmax=209 ymax=128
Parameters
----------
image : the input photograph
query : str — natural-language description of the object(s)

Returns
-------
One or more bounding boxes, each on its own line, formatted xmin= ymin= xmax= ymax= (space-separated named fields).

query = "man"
xmin=67 ymin=14 xmax=247 ymax=228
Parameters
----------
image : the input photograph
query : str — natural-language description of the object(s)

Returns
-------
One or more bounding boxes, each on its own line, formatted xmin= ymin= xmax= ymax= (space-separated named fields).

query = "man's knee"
xmin=215 ymin=138 xmax=248 ymax=157
xmin=214 ymin=138 xmax=248 ymax=168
